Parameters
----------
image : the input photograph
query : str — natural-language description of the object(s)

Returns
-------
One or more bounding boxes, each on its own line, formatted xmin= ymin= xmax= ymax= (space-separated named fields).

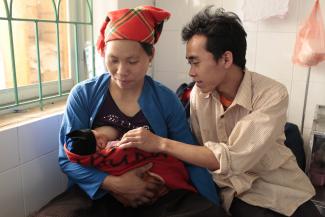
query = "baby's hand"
xmin=106 ymin=141 xmax=120 ymax=149
xmin=96 ymin=141 xmax=119 ymax=151
xmin=96 ymin=143 xmax=106 ymax=151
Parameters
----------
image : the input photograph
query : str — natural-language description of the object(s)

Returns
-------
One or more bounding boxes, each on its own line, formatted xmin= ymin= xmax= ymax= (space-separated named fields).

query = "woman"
xmin=48 ymin=5 xmax=228 ymax=217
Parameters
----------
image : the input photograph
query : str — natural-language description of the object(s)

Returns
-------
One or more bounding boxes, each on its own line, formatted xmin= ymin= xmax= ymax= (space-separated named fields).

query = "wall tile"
xmin=292 ymin=64 xmax=309 ymax=82
xmin=0 ymin=168 xmax=24 ymax=217
xmin=309 ymin=64 xmax=325 ymax=83
xmin=222 ymin=0 xmax=243 ymax=14
xmin=156 ymin=0 xmax=190 ymax=30
xmin=0 ymin=127 xmax=20 ymax=173
xmin=293 ymin=61 xmax=325 ymax=83
xmin=154 ymin=30 xmax=187 ymax=73
xmin=57 ymin=113 xmax=63 ymax=126
xmin=246 ymin=31 xmax=257 ymax=71
xmin=18 ymin=115 xmax=60 ymax=163
xmin=255 ymin=32 xmax=295 ymax=81
xmin=21 ymin=151 xmax=65 ymax=215
xmin=118 ymin=0 xmax=153 ymax=8
xmin=190 ymin=0 xmax=223 ymax=14
xmin=257 ymin=0 xmax=299 ymax=33
xmin=222 ymin=0 xmax=258 ymax=32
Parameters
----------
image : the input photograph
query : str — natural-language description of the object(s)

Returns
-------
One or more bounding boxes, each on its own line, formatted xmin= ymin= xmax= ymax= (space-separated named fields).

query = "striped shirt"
xmin=190 ymin=70 xmax=315 ymax=216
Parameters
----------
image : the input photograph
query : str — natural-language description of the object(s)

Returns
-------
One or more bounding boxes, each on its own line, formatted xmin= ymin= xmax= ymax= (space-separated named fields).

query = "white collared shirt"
xmin=190 ymin=70 xmax=315 ymax=216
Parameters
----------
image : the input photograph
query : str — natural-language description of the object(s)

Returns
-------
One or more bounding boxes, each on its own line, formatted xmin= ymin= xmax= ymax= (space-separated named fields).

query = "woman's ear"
xmin=151 ymin=47 xmax=155 ymax=60
xmin=149 ymin=47 xmax=155 ymax=64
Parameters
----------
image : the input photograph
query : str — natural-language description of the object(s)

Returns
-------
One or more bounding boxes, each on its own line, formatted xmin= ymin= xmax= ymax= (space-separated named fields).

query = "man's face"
xmin=186 ymin=35 xmax=227 ymax=93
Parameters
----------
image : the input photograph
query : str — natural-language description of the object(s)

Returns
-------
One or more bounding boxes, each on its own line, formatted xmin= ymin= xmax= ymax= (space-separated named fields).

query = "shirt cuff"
xmin=205 ymin=141 xmax=231 ymax=176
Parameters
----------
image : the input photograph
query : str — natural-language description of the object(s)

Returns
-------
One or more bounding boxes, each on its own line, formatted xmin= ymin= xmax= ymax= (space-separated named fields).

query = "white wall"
xmin=0 ymin=114 xmax=67 ymax=217
xmin=153 ymin=0 xmax=325 ymax=147
xmin=1 ymin=1 xmax=324 ymax=216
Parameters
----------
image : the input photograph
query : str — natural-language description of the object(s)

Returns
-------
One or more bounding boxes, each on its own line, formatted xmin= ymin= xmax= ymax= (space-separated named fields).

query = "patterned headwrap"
xmin=97 ymin=5 xmax=171 ymax=56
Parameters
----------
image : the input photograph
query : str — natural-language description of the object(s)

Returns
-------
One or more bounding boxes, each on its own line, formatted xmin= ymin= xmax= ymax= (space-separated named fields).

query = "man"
xmin=119 ymin=6 xmax=321 ymax=217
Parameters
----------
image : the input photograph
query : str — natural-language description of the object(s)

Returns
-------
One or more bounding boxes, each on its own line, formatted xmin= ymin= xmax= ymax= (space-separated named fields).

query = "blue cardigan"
xmin=58 ymin=73 xmax=219 ymax=204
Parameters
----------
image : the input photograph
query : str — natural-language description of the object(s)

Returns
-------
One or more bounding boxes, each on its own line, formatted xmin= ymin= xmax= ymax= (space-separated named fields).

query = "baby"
xmin=65 ymin=126 xmax=196 ymax=197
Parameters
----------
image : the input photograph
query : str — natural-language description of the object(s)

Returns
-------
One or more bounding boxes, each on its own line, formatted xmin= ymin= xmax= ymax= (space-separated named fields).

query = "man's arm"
xmin=162 ymin=137 xmax=220 ymax=170
xmin=120 ymin=82 xmax=289 ymax=175
xmin=120 ymin=90 xmax=220 ymax=204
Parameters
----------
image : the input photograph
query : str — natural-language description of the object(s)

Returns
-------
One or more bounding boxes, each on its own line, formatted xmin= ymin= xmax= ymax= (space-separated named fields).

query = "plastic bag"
xmin=292 ymin=0 xmax=325 ymax=66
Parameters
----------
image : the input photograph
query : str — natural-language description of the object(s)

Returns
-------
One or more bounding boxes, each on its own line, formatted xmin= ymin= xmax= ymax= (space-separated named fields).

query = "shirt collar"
xmin=232 ymin=69 xmax=253 ymax=111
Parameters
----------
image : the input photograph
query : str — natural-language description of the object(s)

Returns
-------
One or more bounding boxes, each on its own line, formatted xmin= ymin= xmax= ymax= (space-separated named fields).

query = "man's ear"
xmin=223 ymin=51 xmax=233 ymax=69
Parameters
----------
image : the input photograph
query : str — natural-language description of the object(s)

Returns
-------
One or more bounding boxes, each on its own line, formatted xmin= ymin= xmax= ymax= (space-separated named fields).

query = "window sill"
xmin=0 ymin=100 xmax=66 ymax=130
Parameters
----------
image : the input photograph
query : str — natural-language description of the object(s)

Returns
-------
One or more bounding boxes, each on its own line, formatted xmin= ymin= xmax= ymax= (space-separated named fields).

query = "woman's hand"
xmin=101 ymin=163 xmax=165 ymax=207
xmin=118 ymin=127 xmax=165 ymax=153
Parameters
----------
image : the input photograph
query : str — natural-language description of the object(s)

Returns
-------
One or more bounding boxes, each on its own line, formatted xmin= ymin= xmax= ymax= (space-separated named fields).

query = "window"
xmin=0 ymin=0 xmax=95 ymax=112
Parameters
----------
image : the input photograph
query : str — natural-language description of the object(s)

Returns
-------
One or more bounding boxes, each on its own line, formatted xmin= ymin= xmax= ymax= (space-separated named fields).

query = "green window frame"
xmin=0 ymin=0 xmax=95 ymax=111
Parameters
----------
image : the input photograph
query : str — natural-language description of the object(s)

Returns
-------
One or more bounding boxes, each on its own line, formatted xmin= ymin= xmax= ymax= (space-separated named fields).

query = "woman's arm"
xmin=59 ymin=85 xmax=109 ymax=199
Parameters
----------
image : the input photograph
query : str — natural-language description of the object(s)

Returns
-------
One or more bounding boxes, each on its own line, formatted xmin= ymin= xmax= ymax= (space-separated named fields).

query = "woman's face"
xmin=105 ymin=40 xmax=152 ymax=90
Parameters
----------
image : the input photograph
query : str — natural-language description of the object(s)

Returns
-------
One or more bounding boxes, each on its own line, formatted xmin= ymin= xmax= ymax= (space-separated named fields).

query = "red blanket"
xmin=64 ymin=143 xmax=196 ymax=192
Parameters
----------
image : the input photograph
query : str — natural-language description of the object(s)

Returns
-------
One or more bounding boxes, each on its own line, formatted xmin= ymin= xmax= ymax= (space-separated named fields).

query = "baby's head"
xmin=67 ymin=127 xmax=117 ymax=154
xmin=66 ymin=129 xmax=97 ymax=155
xmin=91 ymin=129 xmax=112 ymax=150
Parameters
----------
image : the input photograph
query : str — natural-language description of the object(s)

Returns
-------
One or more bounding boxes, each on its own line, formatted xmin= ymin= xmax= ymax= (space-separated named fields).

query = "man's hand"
xmin=118 ymin=127 xmax=165 ymax=153
xmin=101 ymin=163 xmax=165 ymax=207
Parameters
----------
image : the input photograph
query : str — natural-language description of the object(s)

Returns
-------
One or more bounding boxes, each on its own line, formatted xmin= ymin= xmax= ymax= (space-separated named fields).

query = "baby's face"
xmin=92 ymin=130 xmax=110 ymax=150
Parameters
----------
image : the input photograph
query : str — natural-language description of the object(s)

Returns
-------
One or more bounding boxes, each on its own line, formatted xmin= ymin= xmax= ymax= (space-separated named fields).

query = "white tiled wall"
xmin=1 ymin=1 xmax=325 ymax=216
xmin=0 ymin=114 xmax=67 ymax=217
xmin=153 ymin=0 xmax=325 ymax=147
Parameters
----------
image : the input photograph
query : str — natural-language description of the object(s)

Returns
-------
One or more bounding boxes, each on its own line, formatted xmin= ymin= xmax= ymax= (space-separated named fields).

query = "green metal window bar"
xmin=0 ymin=0 xmax=96 ymax=111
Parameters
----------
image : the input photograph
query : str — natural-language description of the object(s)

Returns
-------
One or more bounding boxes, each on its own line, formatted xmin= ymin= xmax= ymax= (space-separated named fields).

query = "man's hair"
xmin=182 ymin=6 xmax=247 ymax=70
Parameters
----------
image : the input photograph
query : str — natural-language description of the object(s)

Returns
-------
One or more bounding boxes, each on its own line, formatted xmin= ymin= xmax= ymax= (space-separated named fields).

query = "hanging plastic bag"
xmin=292 ymin=0 xmax=325 ymax=66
